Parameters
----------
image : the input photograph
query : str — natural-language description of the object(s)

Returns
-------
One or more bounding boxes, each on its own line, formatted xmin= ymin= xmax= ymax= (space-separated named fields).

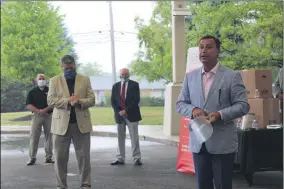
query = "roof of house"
xmin=89 ymin=76 xmax=166 ymax=90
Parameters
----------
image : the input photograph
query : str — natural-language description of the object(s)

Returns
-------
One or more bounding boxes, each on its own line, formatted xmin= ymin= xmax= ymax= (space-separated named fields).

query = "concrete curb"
xmin=1 ymin=130 xmax=31 ymax=135
xmin=1 ymin=130 xmax=179 ymax=147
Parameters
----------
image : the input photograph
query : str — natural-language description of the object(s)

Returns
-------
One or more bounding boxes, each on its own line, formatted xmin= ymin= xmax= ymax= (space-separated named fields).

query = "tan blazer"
xmin=47 ymin=74 xmax=96 ymax=135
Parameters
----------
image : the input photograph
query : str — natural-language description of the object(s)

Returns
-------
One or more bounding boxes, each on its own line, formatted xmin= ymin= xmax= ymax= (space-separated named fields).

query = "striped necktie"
xmin=120 ymin=82 xmax=126 ymax=109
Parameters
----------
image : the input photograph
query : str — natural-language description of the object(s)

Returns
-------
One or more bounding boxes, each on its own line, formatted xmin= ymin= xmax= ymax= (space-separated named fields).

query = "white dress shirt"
xmin=201 ymin=62 xmax=223 ymax=119
xmin=202 ymin=62 xmax=220 ymax=100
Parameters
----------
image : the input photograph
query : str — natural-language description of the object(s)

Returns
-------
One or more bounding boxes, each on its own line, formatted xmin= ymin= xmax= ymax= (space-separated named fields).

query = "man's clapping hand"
xmin=205 ymin=112 xmax=221 ymax=123
xmin=69 ymin=94 xmax=79 ymax=106
xmin=38 ymin=109 xmax=48 ymax=116
xmin=192 ymin=107 xmax=207 ymax=118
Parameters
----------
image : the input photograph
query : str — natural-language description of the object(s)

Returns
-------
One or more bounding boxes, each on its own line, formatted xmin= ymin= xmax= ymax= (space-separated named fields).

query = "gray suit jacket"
xmin=176 ymin=65 xmax=250 ymax=154
xmin=47 ymin=74 xmax=96 ymax=135
xmin=274 ymin=67 xmax=283 ymax=97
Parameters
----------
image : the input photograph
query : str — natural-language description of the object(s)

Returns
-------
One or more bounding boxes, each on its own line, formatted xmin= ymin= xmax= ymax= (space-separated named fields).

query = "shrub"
xmin=1 ymin=76 xmax=33 ymax=112
xmin=140 ymin=96 xmax=164 ymax=106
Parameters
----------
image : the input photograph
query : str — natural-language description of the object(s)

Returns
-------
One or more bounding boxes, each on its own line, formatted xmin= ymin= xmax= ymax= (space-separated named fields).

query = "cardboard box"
xmin=240 ymin=70 xmax=273 ymax=99
xmin=248 ymin=98 xmax=280 ymax=128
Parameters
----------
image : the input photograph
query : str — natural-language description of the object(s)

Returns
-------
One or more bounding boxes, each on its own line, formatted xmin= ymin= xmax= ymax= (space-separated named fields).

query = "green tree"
xmin=1 ymin=1 xmax=72 ymax=84
xmin=187 ymin=1 xmax=283 ymax=70
xmin=1 ymin=75 xmax=32 ymax=112
xmin=77 ymin=62 xmax=104 ymax=76
xmin=130 ymin=1 xmax=172 ymax=83
xmin=60 ymin=26 xmax=79 ymax=61
xmin=131 ymin=1 xmax=283 ymax=82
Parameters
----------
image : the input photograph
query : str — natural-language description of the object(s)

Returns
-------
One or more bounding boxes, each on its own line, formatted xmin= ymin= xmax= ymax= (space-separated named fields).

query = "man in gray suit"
xmin=274 ymin=67 xmax=283 ymax=123
xmin=176 ymin=35 xmax=250 ymax=189
xmin=47 ymin=55 xmax=96 ymax=189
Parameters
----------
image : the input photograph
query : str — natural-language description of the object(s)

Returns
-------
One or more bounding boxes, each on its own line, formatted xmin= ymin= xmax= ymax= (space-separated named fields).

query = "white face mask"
xmin=120 ymin=75 xmax=129 ymax=82
xmin=37 ymin=80 xmax=46 ymax=87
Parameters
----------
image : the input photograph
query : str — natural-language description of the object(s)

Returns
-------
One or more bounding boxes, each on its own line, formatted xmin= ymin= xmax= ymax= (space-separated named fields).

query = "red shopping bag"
xmin=176 ymin=116 xmax=195 ymax=174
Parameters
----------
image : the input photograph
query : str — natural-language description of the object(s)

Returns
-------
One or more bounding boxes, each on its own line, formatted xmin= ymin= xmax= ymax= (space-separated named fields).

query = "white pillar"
xmin=163 ymin=1 xmax=187 ymax=136
xmin=108 ymin=1 xmax=117 ymax=85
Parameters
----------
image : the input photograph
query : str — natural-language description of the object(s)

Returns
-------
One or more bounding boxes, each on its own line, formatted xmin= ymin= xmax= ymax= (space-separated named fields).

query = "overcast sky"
xmin=51 ymin=1 xmax=154 ymax=73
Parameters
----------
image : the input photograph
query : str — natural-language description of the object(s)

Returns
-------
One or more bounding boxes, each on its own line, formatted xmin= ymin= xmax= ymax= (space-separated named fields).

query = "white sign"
xmin=186 ymin=47 xmax=202 ymax=72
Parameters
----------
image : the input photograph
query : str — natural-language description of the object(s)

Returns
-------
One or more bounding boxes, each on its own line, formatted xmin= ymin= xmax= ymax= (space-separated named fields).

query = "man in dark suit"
xmin=110 ymin=68 xmax=142 ymax=166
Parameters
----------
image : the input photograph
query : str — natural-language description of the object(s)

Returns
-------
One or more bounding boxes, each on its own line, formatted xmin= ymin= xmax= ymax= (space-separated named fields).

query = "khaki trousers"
xmin=116 ymin=118 xmax=141 ymax=161
xmin=29 ymin=113 xmax=53 ymax=159
xmin=53 ymin=123 xmax=91 ymax=189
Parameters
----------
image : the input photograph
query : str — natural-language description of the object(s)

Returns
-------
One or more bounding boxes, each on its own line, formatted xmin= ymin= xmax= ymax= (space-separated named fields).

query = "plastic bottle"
xmin=254 ymin=89 xmax=260 ymax=98
xmin=237 ymin=119 xmax=242 ymax=129
xmin=251 ymin=120 xmax=258 ymax=129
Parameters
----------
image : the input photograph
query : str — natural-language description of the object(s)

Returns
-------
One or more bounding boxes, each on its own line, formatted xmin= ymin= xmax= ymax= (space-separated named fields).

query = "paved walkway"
xmin=1 ymin=135 xmax=282 ymax=189
xmin=1 ymin=125 xmax=179 ymax=146
xmin=1 ymin=125 xmax=283 ymax=189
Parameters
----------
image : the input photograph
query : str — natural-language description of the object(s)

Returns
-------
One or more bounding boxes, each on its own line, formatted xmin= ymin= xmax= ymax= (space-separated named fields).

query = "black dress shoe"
xmin=134 ymin=159 xmax=142 ymax=166
xmin=80 ymin=184 xmax=91 ymax=188
xmin=27 ymin=158 xmax=36 ymax=166
xmin=45 ymin=158 xmax=55 ymax=163
xmin=110 ymin=160 xmax=125 ymax=165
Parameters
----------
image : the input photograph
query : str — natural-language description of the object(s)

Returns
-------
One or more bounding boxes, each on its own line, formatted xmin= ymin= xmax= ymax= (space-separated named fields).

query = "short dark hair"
xmin=61 ymin=55 xmax=75 ymax=65
xmin=199 ymin=35 xmax=221 ymax=50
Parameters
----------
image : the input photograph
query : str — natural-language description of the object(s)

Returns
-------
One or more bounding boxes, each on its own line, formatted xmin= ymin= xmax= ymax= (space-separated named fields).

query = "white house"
xmin=89 ymin=76 xmax=166 ymax=103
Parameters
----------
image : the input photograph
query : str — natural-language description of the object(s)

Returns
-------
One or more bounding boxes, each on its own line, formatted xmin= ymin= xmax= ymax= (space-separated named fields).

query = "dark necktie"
xmin=120 ymin=82 xmax=126 ymax=109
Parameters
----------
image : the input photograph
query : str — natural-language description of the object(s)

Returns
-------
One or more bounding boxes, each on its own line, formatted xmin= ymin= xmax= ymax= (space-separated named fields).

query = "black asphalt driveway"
xmin=1 ymin=135 xmax=282 ymax=189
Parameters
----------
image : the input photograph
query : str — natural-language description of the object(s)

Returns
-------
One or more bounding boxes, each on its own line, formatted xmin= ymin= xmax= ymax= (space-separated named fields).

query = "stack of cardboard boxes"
xmin=240 ymin=70 xmax=280 ymax=129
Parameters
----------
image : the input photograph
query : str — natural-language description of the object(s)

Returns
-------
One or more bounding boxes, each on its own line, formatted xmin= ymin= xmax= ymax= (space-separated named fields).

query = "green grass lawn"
xmin=1 ymin=106 xmax=164 ymax=126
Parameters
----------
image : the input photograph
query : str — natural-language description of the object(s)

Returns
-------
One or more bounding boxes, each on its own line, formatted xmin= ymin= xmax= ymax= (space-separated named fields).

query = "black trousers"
xmin=193 ymin=143 xmax=235 ymax=189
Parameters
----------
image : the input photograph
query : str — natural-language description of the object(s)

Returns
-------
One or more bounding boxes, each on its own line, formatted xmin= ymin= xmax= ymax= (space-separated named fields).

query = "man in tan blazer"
xmin=47 ymin=55 xmax=96 ymax=189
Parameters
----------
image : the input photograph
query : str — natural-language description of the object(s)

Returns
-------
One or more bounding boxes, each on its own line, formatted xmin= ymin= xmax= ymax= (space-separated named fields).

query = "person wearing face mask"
xmin=110 ymin=68 xmax=143 ymax=166
xmin=26 ymin=74 xmax=54 ymax=166
xmin=47 ymin=55 xmax=96 ymax=189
